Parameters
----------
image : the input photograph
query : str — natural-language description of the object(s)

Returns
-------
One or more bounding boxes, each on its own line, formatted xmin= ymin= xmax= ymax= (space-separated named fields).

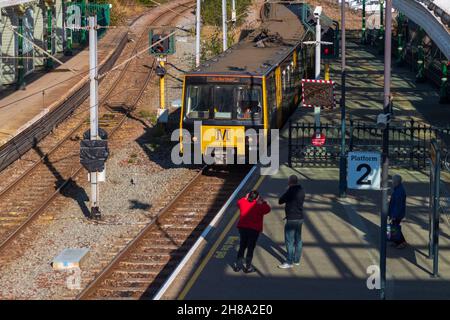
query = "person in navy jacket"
xmin=388 ymin=174 xmax=407 ymax=248
xmin=233 ymin=190 xmax=271 ymax=273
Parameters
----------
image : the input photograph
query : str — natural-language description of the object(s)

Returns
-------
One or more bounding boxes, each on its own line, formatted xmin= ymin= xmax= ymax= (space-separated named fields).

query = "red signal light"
xmin=324 ymin=47 xmax=329 ymax=55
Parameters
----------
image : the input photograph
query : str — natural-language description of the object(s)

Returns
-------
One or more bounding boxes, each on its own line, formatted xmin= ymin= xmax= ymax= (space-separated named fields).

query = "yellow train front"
xmin=179 ymin=1 xmax=314 ymax=164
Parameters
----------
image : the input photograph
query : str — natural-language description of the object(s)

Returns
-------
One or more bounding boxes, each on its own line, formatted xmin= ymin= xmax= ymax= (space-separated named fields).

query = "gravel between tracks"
xmin=0 ymin=2 xmax=198 ymax=300
xmin=0 ymin=0 xmax=265 ymax=299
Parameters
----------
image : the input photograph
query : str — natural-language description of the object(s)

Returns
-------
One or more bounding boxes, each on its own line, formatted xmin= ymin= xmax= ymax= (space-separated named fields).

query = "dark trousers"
xmin=391 ymin=218 xmax=406 ymax=245
xmin=284 ymin=219 xmax=303 ymax=264
xmin=237 ymin=228 xmax=260 ymax=267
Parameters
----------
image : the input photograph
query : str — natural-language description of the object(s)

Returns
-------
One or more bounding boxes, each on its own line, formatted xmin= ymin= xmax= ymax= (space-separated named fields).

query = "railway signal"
xmin=149 ymin=28 xmax=176 ymax=124
xmin=149 ymin=30 xmax=175 ymax=56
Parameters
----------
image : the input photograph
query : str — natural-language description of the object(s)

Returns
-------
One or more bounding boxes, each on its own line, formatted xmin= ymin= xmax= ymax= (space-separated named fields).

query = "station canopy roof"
xmin=0 ymin=0 xmax=36 ymax=9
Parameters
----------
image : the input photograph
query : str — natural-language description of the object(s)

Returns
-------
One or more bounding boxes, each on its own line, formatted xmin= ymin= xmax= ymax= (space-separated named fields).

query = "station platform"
xmin=0 ymin=27 xmax=128 ymax=146
xmin=160 ymin=109 xmax=450 ymax=300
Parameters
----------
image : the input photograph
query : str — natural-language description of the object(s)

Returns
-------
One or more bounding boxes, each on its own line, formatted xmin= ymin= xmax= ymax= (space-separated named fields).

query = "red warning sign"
xmin=311 ymin=133 xmax=326 ymax=147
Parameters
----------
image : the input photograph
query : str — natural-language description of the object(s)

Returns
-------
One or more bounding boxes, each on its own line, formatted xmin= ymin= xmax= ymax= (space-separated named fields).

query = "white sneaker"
xmin=278 ymin=263 xmax=293 ymax=269
xmin=294 ymin=262 xmax=300 ymax=266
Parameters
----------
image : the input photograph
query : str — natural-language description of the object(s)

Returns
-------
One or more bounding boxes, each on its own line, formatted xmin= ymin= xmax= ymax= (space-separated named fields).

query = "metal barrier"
xmin=288 ymin=119 xmax=450 ymax=168
xmin=72 ymin=2 xmax=111 ymax=44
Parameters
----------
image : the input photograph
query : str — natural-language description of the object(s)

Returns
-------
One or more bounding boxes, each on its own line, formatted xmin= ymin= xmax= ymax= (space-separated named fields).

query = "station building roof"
xmin=0 ymin=0 xmax=36 ymax=8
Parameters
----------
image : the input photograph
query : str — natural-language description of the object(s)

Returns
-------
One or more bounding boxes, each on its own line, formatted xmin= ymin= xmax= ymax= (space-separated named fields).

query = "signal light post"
xmin=150 ymin=29 xmax=176 ymax=125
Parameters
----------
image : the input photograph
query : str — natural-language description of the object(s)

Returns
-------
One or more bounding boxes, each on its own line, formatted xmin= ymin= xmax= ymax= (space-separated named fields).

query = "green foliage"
xmin=201 ymin=27 xmax=235 ymax=60
xmin=201 ymin=0 xmax=253 ymax=27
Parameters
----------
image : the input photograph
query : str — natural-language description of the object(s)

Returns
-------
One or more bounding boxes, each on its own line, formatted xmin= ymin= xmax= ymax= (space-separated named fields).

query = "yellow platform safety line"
xmin=177 ymin=174 xmax=267 ymax=300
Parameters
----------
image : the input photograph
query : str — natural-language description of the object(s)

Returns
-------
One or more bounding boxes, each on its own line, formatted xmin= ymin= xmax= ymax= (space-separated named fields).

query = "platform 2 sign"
xmin=347 ymin=151 xmax=381 ymax=190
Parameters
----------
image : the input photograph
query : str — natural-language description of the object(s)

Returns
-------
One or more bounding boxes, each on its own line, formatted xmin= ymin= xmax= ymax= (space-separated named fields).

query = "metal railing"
xmin=288 ymin=119 xmax=450 ymax=168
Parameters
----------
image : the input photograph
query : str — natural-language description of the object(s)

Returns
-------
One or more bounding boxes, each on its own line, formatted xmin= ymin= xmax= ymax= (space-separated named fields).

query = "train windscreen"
xmin=185 ymin=84 xmax=262 ymax=121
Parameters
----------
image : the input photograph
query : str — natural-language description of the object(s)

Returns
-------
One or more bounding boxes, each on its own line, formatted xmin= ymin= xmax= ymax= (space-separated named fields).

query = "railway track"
xmin=77 ymin=165 xmax=251 ymax=300
xmin=0 ymin=0 xmax=196 ymax=254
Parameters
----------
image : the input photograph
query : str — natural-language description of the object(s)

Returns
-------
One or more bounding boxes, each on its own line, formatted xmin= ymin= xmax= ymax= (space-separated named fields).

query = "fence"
xmin=72 ymin=2 xmax=111 ymax=45
xmin=288 ymin=119 xmax=450 ymax=169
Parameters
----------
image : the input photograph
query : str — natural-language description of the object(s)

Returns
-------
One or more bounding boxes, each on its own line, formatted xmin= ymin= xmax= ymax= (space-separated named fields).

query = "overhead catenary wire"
xmin=0 ymin=1 xmax=197 ymax=109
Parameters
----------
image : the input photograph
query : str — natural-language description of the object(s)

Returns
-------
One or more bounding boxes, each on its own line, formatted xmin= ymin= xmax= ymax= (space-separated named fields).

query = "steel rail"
xmin=0 ymin=0 xmax=196 ymax=254
xmin=76 ymin=165 xmax=207 ymax=300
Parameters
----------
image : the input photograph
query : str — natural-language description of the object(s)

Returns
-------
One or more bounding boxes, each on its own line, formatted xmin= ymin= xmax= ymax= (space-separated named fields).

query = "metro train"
xmin=178 ymin=1 xmax=315 ymax=164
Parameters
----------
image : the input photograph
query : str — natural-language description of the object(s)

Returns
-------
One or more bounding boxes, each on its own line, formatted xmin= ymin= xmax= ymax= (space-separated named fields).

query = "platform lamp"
xmin=44 ymin=0 xmax=55 ymax=69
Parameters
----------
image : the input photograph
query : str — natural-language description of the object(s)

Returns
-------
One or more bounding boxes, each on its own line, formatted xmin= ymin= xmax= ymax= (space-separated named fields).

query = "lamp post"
xmin=339 ymin=0 xmax=347 ymax=197
xmin=380 ymin=0 xmax=393 ymax=301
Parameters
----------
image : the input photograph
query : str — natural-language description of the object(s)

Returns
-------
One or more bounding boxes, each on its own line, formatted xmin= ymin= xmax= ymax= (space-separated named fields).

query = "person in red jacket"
xmin=232 ymin=190 xmax=271 ymax=273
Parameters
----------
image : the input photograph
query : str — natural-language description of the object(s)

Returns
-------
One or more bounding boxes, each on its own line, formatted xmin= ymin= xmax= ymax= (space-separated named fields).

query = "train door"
xmin=265 ymin=73 xmax=277 ymax=130
xmin=275 ymin=66 xmax=283 ymax=128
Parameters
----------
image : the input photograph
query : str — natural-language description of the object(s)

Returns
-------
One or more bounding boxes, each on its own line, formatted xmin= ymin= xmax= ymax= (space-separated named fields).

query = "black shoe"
xmin=232 ymin=262 xmax=241 ymax=272
xmin=243 ymin=265 xmax=256 ymax=273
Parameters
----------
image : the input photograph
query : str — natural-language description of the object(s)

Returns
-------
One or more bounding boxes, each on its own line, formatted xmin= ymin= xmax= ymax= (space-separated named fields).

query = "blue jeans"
xmin=284 ymin=220 xmax=303 ymax=264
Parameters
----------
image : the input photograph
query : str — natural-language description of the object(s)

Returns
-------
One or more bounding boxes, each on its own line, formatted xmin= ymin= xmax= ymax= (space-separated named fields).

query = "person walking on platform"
xmin=278 ymin=175 xmax=305 ymax=269
xmin=388 ymin=174 xmax=407 ymax=249
xmin=233 ymin=190 xmax=271 ymax=273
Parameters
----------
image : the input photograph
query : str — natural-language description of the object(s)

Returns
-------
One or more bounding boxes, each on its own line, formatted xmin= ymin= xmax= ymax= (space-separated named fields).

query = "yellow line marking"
xmin=177 ymin=174 xmax=267 ymax=300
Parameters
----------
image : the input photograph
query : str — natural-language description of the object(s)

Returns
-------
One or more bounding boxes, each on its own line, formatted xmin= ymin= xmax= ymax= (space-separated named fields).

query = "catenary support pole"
xmin=380 ymin=0 xmax=393 ymax=301
xmin=315 ymin=15 xmax=321 ymax=79
xmin=195 ymin=0 xmax=201 ymax=67
xmin=231 ymin=0 xmax=236 ymax=23
xmin=314 ymin=8 xmax=322 ymax=137
xmin=89 ymin=16 xmax=100 ymax=219
xmin=222 ymin=0 xmax=228 ymax=51
xmin=339 ymin=0 xmax=347 ymax=197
